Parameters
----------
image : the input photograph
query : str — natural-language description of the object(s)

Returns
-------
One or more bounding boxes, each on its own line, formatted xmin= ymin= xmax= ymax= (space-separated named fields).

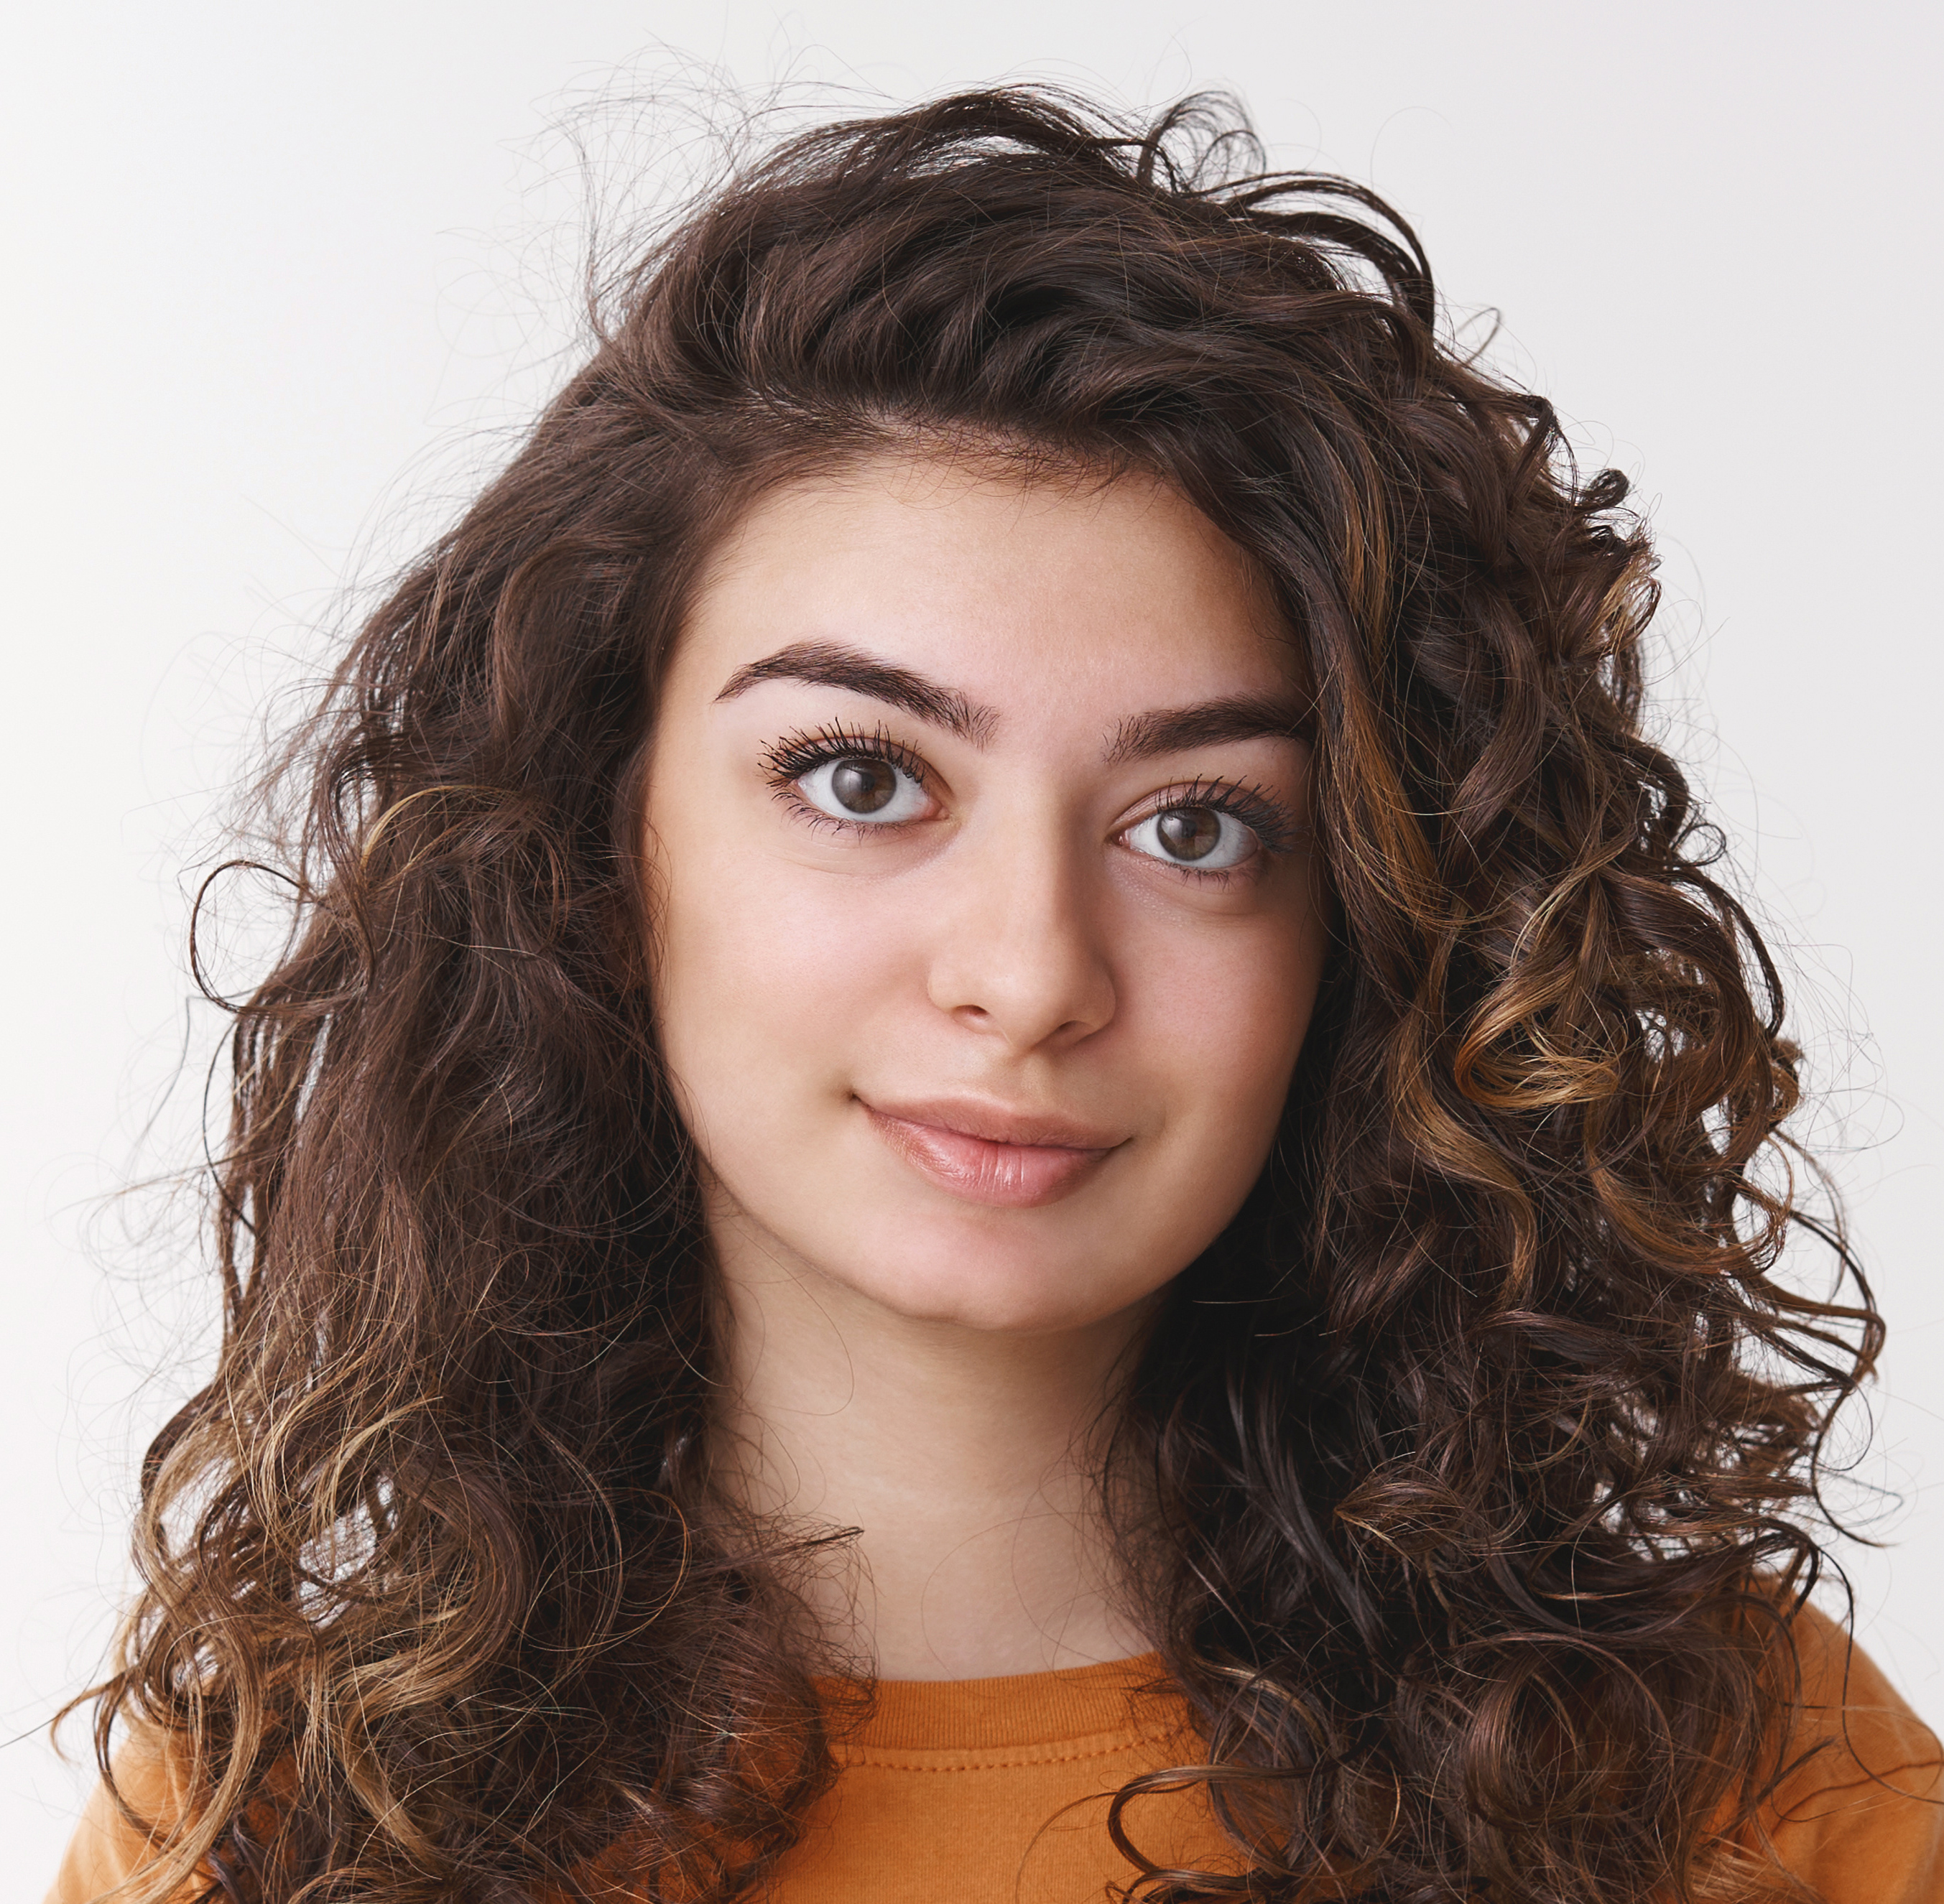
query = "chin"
xmin=829 ymin=1217 xmax=1167 ymax=1336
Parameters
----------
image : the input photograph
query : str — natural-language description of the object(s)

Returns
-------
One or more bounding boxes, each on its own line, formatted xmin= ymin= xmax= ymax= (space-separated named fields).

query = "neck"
xmin=708 ymin=1217 xmax=1154 ymax=1681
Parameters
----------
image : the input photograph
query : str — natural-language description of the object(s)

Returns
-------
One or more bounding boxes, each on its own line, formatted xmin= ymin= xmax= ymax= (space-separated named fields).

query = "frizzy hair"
xmin=79 ymin=85 xmax=1879 ymax=1904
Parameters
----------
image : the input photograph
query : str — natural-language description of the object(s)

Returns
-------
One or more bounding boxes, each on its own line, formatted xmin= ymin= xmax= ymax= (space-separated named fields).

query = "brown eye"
xmin=1123 ymin=802 xmax=1256 ymax=871
xmin=795 ymin=751 xmax=930 ymax=827
xmin=1155 ymin=806 xmax=1222 ymax=861
xmin=830 ymin=756 xmax=897 ymax=814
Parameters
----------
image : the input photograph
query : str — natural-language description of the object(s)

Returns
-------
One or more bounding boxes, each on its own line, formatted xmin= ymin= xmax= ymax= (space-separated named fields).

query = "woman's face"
xmin=644 ymin=452 xmax=1330 ymax=1336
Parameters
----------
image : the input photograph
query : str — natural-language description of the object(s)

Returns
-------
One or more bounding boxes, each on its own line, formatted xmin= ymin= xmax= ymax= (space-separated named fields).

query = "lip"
xmin=859 ymin=1095 xmax=1124 ymax=1209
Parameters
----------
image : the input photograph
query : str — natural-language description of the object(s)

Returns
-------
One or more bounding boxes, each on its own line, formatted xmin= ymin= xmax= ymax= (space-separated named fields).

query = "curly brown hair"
xmin=78 ymin=85 xmax=1879 ymax=1904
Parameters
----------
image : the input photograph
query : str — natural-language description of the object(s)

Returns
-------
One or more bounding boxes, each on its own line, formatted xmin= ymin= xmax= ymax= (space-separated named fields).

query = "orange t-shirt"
xmin=46 ymin=1605 xmax=1944 ymax=1903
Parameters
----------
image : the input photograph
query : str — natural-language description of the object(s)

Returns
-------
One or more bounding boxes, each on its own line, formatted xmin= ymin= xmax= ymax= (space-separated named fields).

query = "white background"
xmin=6 ymin=0 xmax=1940 ymax=1875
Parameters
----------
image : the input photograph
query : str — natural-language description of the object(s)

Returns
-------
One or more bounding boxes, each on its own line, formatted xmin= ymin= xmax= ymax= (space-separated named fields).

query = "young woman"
xmin=47 ymin=88 xmax=1943 ymax=1904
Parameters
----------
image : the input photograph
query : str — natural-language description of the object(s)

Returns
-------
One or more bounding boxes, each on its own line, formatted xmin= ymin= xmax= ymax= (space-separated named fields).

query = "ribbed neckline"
xmin=817 ymin=1651 xmax=1175 ymax=1758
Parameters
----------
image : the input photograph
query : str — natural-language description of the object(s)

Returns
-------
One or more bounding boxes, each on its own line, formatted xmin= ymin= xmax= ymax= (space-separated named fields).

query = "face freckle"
xmin=643 ymin=451 xmax=1331 ymax=1337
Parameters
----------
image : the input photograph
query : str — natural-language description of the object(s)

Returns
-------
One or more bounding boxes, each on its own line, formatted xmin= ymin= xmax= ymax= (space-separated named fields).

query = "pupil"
xmin=1158 ymin=807 xmax=1222 ymax=861
xmin=832 ymin=757 xmax=897 ymax=814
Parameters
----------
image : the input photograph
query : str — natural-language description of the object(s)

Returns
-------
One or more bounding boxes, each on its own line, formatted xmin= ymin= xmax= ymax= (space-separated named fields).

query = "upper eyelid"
xmin=767 ymin=732 xmax=1274 ymax=797
xmin=762 ymin=723 xmax=932 ymax=782
xmin=1126 ymin=774 xmax=1272 ymax=809
xmin=1120 ymin=776 xmax=1298 ymax=842
xmin=759 ymin=732 xmax=1297 ymax=847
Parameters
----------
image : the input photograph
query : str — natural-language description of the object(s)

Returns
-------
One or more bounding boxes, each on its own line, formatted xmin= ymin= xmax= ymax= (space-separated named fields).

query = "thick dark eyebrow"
xmin=713 ymin=641 xmax=999 ymax=746
xmin=1103 ymin=693 xmax=1310 ymax=766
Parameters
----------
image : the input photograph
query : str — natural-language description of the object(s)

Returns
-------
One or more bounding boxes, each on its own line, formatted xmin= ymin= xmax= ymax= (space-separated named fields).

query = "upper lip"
xmin=860 ymin=1095 xmax=1125 ymax=1152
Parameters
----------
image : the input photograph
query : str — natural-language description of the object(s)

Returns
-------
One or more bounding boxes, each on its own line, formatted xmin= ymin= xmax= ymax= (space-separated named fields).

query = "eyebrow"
xmin=1103 ymin=693 xmax=1310 ymax=766
xmin=714 ymin=641 xmax=999 ymax=745
xmin=715 ymin=640 xmax=1308 ymax=763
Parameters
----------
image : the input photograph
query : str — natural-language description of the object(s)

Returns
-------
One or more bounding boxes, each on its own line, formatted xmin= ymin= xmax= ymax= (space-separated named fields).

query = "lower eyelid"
xmin=781 ymin=756 xmax=938 ymax=832
xmin=770 ymin=752 xmax=1293 ymax=864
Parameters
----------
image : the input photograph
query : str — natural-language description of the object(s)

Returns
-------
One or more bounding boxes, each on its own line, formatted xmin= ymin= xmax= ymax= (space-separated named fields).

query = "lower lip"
xmin=864 ymin=1108 xmax=1114 ymax=1209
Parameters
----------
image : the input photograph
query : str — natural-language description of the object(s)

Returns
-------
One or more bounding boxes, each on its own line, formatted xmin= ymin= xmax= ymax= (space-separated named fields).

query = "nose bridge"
xmin=926 ymin=798 xmax=1116 ymax=1053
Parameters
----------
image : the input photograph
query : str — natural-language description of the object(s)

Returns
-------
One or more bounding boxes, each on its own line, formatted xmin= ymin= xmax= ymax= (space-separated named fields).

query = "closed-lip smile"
xmin=858 ymin=1095 xmax=1124 ymax=1208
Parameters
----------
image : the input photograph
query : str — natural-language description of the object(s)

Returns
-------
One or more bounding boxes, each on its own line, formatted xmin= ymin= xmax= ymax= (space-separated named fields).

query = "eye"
xmin=796 ymin=753 xmax=931 ymax=825
xmin=1121 ymin=802 xmax=1260 ymax=871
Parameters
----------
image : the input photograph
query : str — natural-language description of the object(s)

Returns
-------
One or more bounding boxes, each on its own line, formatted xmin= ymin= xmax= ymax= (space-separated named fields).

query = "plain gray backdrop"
xmin=6 ymin=0 xmax=1941 ymax=1875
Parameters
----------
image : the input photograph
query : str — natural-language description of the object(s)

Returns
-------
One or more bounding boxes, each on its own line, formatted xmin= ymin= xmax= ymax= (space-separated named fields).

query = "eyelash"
xmin=762 ymin=724 xmax=932 ymax=832
xmin=1148 ymin=777 xmax=1300 ymax=863
xmin=763 ymin=723 xmax=927 ymax=781
xmin=759 ymin=725 xmax=1300 ymax=870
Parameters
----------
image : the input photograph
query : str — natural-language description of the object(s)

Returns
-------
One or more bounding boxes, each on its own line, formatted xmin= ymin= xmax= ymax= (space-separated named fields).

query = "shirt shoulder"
xmin=44 ymin=1722 xmax=205 ymax=1904
xmin=1752 ymin=1602 xmax=1944 ymax=1904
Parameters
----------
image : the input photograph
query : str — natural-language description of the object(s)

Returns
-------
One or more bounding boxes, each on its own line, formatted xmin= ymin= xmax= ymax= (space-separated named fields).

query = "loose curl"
xmin=79 ymin=86 xmax=1879 ymax=1904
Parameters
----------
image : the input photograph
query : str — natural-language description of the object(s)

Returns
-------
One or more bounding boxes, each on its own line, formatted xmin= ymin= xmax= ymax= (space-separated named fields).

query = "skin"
xmin=643 ymin=451 xmax=1331 ymax=1678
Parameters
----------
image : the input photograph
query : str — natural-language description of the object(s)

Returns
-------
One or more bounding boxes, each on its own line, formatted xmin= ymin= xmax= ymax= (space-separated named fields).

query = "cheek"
xmin=1121 ymin=903 xmax=1324 ymax=1178
xmin=652 ymin=839 xmax=915 ymax=1125
xmin=1140 ymin=909 xmax=1319 ymax=1076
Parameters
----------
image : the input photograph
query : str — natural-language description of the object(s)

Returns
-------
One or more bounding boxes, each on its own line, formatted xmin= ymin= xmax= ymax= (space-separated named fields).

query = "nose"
xmin=924 ymin=821 xmax=1118 ymax=1054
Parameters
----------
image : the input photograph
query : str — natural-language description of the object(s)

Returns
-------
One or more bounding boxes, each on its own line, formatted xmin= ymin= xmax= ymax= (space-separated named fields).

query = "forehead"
xmin=675 ymin=452 xmax=1298 ymax=722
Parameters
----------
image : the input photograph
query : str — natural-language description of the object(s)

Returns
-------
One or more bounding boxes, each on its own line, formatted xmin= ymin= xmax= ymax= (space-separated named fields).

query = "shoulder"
xmin=45 ymin=1722 xmax=205 ymax=1904
xmin=1746 ymin=1600 xmax=1944 ymax=1904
